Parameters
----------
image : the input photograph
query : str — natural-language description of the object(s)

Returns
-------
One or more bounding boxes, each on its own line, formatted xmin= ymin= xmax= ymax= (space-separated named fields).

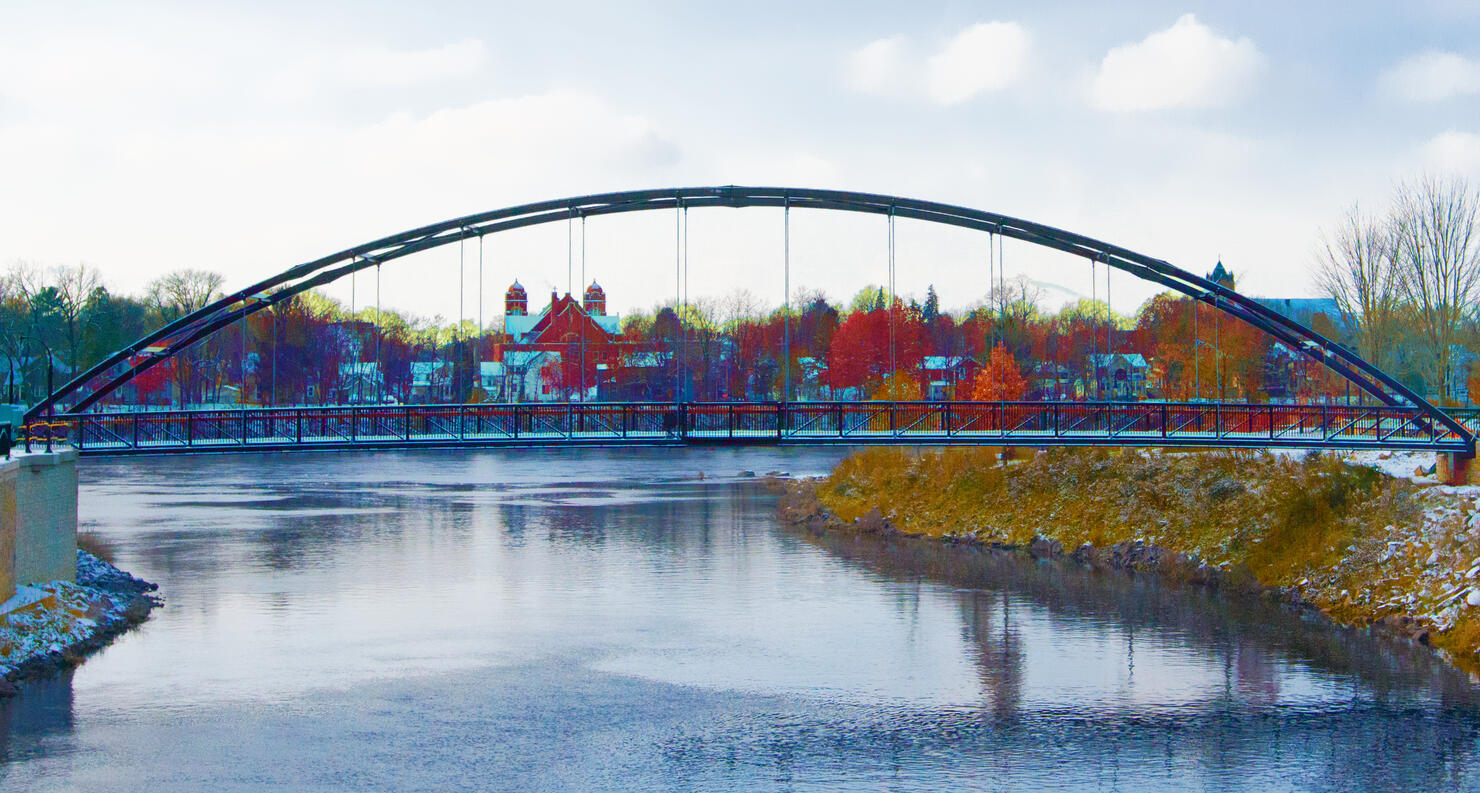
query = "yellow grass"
xmin=815 ymin=446 xmax=1480 ymax=675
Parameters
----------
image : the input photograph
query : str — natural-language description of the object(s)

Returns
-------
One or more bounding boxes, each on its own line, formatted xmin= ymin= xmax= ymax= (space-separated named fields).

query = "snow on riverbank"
xmin=1345 ymin=450 xmax=1446 ymax=485
xmin=0 ymin=551 xmax=158 ymax=687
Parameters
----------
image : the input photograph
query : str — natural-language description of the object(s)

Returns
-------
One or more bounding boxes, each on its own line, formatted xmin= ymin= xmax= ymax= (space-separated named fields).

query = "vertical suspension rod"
xmin=783 ymin=196 xmax=791 ymax=402
xmin=888 ymin=205 xmax=896 ymax=387
xmin=680 ymin=204 xmax=686 ymax=402
xmin=376 ymin=263 xmax=382 ymax=403
xmin=675 ymin=200 xmax=682 ymax=403
xmin=580 ymin=214 xmax=586 ymax=403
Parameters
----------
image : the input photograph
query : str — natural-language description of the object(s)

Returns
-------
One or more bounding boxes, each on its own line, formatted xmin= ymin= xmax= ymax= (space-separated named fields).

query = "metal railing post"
xmin=132 ymin=412 xmax=140 ymax=449
xmin=944 ymin=402 xmax=952 ymax=436
xmin=776 ymin=402 xmax=784 ymax=440
xmin=186 ymin=412 xmax=194 ymax=447
xmin=241 ymin=409 xmax=248 ymax=446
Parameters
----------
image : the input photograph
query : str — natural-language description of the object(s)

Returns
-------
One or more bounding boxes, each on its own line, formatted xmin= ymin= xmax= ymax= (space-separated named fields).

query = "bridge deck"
xmin=51 ymin=401 xmax=1472 ymax=455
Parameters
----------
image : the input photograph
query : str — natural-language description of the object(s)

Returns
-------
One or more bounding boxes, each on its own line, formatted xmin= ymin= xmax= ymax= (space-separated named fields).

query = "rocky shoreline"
xmin=777 ymin=476 xmax=1452 ymax=663
xmin=0 ymin=551 xmax=162 ymax=697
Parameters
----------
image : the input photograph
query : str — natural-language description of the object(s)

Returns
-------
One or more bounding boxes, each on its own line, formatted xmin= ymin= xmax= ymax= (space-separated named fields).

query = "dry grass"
xmin=76 ymin=532 xmax=117 ymax=564
xmin=816 ymin=446 xmax=1480 ymax=675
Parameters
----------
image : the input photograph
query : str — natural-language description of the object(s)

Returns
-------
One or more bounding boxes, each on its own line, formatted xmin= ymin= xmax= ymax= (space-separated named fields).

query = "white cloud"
xmin=333 ymin=39 xmax=486 ymax=87
xmin=926 ymin=22 xmax=1031 ymax=105
xmin=1379 ymin=51 xmax=1480 ymax=102
xmin=1419 ymin=130 xmax=1480 ymax=174
xmin=0 ymin=90 xmax=683 ymax=313
xmin=0 ymin=34 xmax=211 ymax=111
xmin=259 ymin=39 xmax=488 ymax=102
xmin=846 ymin=37 xmax=908 ymax=96
xmin=1090 ymin=14 xmax=1263 ymax=112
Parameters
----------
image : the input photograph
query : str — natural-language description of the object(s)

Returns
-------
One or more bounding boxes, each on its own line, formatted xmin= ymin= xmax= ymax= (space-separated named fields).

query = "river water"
xmin=2 ymin=447 xmax=1480 ymax=791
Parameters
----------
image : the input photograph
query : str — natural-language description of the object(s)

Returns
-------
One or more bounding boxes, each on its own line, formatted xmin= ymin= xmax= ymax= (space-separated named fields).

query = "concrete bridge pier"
xmin=0 ymin=450 xmax=78 ymax=603
xmin=1439 ymin=452 xmax=1473 ymax=485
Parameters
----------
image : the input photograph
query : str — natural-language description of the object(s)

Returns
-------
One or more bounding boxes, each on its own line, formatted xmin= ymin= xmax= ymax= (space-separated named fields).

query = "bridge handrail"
xmin=63 ymin=399 xmax=1470 ymax=455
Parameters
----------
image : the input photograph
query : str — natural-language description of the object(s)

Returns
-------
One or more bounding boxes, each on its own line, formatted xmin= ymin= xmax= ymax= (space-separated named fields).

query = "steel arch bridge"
xmin=25 ymin=186 xmax=1475 ymax=457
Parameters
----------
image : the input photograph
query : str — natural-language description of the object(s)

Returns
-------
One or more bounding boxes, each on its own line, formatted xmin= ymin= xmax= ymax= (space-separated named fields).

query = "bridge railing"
xmin=56 ymin=400 xmax=1472 ymax=454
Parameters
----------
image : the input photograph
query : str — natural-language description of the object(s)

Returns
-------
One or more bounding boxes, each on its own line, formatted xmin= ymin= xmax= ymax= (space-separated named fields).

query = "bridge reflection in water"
xmin=61 ymin=400 xmax=1471 ymax=454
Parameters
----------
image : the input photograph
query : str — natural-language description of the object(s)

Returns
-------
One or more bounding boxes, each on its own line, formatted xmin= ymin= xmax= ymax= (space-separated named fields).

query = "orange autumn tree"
xmin=971 ymin=342 xmax=1028 ymax=401
xmin=873 ymin=369 xmax=923 ymax=400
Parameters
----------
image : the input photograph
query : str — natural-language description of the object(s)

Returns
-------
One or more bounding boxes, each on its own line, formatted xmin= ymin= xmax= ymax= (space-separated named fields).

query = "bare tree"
xmin=1391 ymin=175 xmax=1480 ymax=395
xmin=49 ymin=262 xmax=102 ymax=370
xmin=145 ymin=269 xmax=225 ymax=319
xmin=1314 ymin=203 xmax=1401 ymax=371
xmin=144 ymin=269 xmax=226 ymax=406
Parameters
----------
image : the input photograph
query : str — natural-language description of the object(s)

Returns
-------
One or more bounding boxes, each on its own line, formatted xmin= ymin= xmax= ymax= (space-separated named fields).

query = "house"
xmin=478 ymin=361 xmax=506 ymax=401
xmin=922 ymin=355 xmax=979 ymax=401
xmin=500 ymin=350 xmax=566 ymax=402
xmin=335 ymin=362 xmax=385 ymax=404
xmin=1263 ymin=343 xmax=1298 ymax=400
xmin=410 ymin=361 xmax=454 ymax=403
xmin=1089 ymin=353 xmax=1150 ymax=400
xmin=0 ymin=354 xmax=75 ymax=403
xmin=610 ymin=351 xmax=667 ymax=400
xmin=1030 ymin=362 xmax=1075 ymax=400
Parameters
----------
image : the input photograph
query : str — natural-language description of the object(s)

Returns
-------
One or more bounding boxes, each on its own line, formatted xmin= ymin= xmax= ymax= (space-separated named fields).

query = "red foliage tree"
xmin=827 ymin=299 xmax=924 ymax=393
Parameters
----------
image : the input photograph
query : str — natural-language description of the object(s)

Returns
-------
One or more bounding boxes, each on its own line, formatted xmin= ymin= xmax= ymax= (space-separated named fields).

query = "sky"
xmin=2 ymin=1 xmax=1479 ymax=323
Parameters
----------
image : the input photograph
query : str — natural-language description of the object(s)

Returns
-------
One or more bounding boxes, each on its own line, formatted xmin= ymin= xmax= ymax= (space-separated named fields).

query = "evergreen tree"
xmin=923 ymin=284 xmax=940 ymax=325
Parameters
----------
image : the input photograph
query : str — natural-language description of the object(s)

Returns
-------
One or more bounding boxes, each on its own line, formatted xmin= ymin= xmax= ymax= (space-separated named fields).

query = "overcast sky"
xmin=3 ymin=1 xmax=1479 ymax=322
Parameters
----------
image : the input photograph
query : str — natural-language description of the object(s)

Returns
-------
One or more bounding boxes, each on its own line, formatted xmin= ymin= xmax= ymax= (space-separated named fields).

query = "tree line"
xmin=1315 ymin=174 xmax=1480 ymax=401
xmin=6 ymin=173 xmax=1476 ymax=409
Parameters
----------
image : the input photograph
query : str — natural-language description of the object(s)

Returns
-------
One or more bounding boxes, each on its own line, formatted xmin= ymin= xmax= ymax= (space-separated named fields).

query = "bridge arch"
xmin=27 ymin=185 xmax=1473 ymax=449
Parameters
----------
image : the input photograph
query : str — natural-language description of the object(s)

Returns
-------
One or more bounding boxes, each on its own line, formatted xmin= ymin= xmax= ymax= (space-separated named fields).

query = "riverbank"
xmin=779 ymin=446 xmax=1480 ymax=678
xmin=0 ymin=551 xmax=160 ymax=695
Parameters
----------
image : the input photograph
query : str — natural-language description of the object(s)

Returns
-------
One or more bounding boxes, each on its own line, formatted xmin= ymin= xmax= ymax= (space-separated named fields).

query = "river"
xmin=2 ymin=447 xmax=1478 ymax=791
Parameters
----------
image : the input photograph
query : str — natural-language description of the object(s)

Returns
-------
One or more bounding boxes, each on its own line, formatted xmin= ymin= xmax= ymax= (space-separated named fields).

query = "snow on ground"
xmin=1346 ymin=450 xmax=1443 ymax=485
xmin=0 ymin=551 xmax=156 ymax=678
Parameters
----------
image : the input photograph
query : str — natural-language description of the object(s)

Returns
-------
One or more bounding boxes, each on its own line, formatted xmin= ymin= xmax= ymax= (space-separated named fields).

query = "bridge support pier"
xmin=1439 ymin=452 xmax=1473 ymax=485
